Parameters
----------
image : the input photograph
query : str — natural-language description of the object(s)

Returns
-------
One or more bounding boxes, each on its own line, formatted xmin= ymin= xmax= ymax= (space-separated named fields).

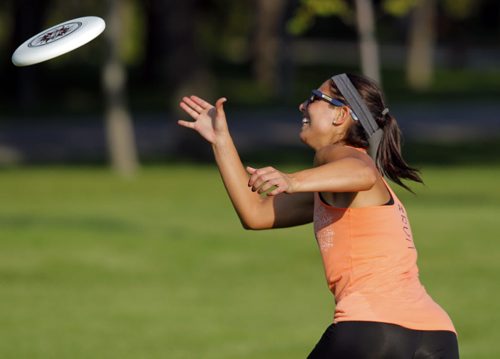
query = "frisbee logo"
xmin=28 ymin=22 xmax=82 ymax=47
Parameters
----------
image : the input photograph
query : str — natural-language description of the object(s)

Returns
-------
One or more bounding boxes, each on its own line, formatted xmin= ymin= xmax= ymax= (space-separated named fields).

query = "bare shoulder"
xmin=313 ymin=145 xmax=389 ymax=207
xmin=314 ymin=144 xmax=375 ymax=167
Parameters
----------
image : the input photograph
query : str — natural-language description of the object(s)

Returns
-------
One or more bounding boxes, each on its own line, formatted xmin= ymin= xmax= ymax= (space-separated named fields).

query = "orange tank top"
xmin=313 ymin=180 xmax=456 ymax=333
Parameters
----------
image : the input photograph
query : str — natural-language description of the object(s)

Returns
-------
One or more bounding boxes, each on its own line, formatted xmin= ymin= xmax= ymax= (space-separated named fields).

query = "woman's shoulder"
xmin=314 ymin=144 xmax=370 ymax=166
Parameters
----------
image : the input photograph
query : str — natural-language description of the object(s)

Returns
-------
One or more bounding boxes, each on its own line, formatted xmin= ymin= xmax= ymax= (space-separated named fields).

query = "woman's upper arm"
xmin=244 ymin=192 xmax=314 ymax=230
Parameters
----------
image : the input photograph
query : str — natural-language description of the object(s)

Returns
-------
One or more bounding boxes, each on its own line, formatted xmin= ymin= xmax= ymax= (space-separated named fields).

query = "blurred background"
xmin=1 ymin=0 xmax=499 ymax=170
xmin=0 ymin=0 xmax=499 ymax=358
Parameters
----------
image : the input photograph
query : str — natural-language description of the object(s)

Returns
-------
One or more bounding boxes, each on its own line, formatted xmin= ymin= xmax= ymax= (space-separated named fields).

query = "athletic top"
xmin=313 ymin=178 xmax=456 ymax=333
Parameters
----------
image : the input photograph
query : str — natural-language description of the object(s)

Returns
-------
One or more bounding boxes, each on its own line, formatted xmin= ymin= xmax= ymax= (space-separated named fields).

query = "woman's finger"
xmin=246 ymin=166 xmax=256 ymax=175
xmin=258 ymin=179 xmax=278 ymax=194
xmin=183 ymin=97 xmax=204 ymax=113
xmin=248 ymin=167 xmax=275 ymax=187
xmin=177 ymin=119 xmax=196 ymax=129
xmin=215 ymin=97 xmax=227 ymax=116
xmin=259 ymin=177 xmax=288 ymax=196
xmin=253 ymin=173 xmax=282 ymax=193
xmin=191 ymin=95 xmax=212 ymax=109
xmin=179 ymin=102 xmax=200 ymax=120
xmin=250 ymin=172 xmax=271 ymax=191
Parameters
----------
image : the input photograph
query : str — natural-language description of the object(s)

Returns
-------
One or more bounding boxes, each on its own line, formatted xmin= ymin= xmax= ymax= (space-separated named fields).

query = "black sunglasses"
xmin=304 ymin=89 xmax=359 ymax=121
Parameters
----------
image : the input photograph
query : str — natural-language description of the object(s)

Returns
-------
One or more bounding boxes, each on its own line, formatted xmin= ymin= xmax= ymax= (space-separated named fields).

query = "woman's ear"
xmin=333 ymin=106 xmax=350 ymax=125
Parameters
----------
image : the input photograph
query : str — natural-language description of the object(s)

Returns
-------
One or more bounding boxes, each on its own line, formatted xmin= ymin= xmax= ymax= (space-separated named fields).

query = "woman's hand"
xmin=247 ymin=166 xmax=296 ymax=196
xmin=178 ymin=96 xmax=229 ymax=144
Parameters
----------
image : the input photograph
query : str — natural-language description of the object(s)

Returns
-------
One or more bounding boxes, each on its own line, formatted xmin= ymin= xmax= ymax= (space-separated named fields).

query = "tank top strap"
xmin=381 ymin=177 xmax=401 ymax=205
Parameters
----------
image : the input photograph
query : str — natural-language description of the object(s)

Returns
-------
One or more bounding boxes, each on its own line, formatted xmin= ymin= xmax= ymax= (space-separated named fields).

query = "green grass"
xmin=0 ymin=165 xmax=499 ymax=358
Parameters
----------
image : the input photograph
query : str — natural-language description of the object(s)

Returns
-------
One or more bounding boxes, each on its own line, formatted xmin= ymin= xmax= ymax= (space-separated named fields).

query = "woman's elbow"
xmin=240 ymin=219 xmax=255 ymax=230
xmin=239 ymin=217 xmax=271 ymax=231
xmin=359 ymin=166 xmax=378 ymax=190
xmin=240 ymin=220 xmax=264 ymax=231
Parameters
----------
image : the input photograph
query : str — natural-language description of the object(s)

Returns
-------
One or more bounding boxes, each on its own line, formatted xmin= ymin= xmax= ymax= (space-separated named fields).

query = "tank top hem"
xmin=332 ymin=317 xmax=457 ymax=334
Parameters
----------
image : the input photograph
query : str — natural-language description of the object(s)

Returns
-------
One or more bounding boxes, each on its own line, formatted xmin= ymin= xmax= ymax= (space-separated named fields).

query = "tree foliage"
xmin=383 ymin=0 xmax=481 ymax=19
xmin=287 ymin=0 xmax=422 ymax=35
xmin=287 ymin=0 xmax=351 ymax=35
xmin=382 ymin=0 xmax=418 ymax=16
xmin=442 ymin=0 xmax=479 ymax=19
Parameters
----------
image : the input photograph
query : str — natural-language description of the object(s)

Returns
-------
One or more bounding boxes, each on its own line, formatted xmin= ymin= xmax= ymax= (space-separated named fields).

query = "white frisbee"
xmin=12 ymin=16 xmax=106 ymax=67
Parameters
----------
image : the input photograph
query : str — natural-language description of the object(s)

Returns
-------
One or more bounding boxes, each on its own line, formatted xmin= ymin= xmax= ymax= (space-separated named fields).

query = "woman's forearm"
xmin=290 ymin=158 xmax=377 ymax=193
xmin=211 ymin=134 xmax=266 ymax=228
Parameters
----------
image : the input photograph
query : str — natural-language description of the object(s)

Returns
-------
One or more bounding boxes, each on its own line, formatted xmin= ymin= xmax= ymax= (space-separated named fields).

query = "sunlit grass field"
xmin=0 ymin=165 xmax=498 ymax=358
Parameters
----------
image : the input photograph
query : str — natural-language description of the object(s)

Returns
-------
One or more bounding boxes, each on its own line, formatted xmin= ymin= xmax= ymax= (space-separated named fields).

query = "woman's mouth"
xmin=302 ymin=118 xmax=310 ymax=125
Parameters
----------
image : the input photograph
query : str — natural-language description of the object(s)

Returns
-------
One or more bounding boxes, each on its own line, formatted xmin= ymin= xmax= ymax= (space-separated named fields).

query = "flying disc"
xmin=12 ymin=16 xmax=106 ymax=67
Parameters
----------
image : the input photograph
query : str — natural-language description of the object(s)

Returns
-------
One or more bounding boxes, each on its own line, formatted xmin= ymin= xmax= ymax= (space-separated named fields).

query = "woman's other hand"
xmin=246 ymin=166 xmax=296 ymax=196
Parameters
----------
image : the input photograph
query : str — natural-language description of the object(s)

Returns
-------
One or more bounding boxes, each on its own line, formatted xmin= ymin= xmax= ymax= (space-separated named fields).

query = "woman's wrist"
xmin=287 ymin=172 xmax=301 ymax=194
xmin=211 ymin=131 xmax=233 ymax=149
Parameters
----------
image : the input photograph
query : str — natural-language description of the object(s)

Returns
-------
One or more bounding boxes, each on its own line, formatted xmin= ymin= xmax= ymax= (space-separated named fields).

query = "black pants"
xmin=308 ymin=321 xmax=459 ymax=359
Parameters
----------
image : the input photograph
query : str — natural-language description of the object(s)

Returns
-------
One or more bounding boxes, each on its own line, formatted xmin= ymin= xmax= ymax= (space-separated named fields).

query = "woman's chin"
xmin=299 ymin=132 xmax=312 ymax=148
xmin=299 ymin=130 xmax=306 ymax=143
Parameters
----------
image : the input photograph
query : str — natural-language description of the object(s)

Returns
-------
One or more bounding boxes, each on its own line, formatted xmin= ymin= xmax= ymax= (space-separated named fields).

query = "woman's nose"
xmin=299 ymin=102 xmax=305 ymax=112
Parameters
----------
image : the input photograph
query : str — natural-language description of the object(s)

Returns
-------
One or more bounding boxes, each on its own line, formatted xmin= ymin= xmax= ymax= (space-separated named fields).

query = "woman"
xmin=178 ymin=73 xmax=459 ymax=358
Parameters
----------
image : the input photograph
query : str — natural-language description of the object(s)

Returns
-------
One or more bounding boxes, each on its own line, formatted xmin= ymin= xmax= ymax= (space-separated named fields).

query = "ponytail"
xmin=329 ymin=73 xmax=423 ymax=192
xmin=377 ymin=113 xmax=422 ymax=192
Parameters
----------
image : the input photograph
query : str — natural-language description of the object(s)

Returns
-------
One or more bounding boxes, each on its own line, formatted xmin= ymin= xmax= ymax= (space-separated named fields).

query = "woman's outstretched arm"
xmin=178 ymin=96 xmax=313 ymax=230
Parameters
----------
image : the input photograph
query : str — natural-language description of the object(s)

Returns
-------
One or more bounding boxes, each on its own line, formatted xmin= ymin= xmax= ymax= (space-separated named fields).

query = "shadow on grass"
xmin=0 ymin=214 xmax=141 ymax=233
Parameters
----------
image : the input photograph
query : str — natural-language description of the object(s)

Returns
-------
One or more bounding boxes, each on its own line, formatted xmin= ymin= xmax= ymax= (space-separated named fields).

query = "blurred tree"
xmin=253 ymin=0 xmax=293 ymax=97
xmin=384 ymin=0 xmax=483 ymax=90
xmin=354 ymin=0 xmax=381 ymax=84
xmin=142 ymin=0 xmax=219 ymax=161
xmin=102 ymin=0 xmax=139 ymax=177
xmin=288 ymin=0 xmax=490 ymax=91
xmin=287 ymin=0 xmax=350 ymax=34
xmin=382 ymin=0 xmax=417 ymax=15
xmin=401 ymin=0 xmax=436 ymax=91
xmin=142 ymin=0 xmax=214 ymax=105
xmin=441 ymin=0 xmax=483 ymax=69
xmin=209 ymin=0 xmax=253 ymax=64
xmin=288 ymin=0 xmax=382 ymax=84
xmin=442 ymin=0 xmax=477 ymax=19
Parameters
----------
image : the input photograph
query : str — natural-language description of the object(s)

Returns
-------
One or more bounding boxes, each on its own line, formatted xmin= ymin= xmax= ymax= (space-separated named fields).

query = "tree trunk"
xmin=143 ymin=0 xmax=216 ymax=161
xmin=253 ymin=0 xmax=291 ymax=97
xmin=102 ymin=0 xmax=139 ymax=177
xmin=406 ymin=0 xmax=436 ymax=90
xmin=354 ymin=0 xmax=381 ymax=85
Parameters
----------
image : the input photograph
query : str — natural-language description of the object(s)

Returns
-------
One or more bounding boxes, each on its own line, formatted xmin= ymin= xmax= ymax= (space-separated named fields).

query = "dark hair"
xmin=329 ymin=73 xmax=423 ymax=191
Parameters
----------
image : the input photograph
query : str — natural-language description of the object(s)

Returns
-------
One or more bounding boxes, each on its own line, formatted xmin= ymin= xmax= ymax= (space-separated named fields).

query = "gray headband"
xmin=331 ymin=74 xmax=383 ymax=160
